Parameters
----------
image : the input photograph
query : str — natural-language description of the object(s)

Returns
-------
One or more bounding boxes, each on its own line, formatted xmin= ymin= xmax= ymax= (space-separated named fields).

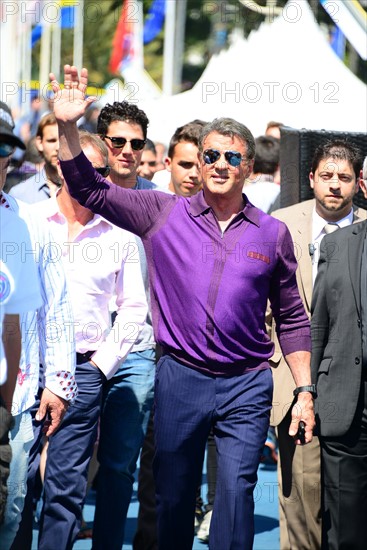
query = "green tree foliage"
xmin=31 ymin=0 xmax=366 ymax=90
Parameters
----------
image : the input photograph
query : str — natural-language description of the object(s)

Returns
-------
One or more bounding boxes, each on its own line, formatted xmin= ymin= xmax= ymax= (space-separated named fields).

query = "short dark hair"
xmin=97 ymin=101 xmax=149 ymax=140
xmin=253 ymin=135 xmax=280 ymax=174
xmin=144 ymin=138 xmax=157 ymax=155
xmin=168 ymin=120 xmax=207 ymax=158
xmin=311 ymin=139 xmax=363 ymax=180
xmin=362 ymin=156 xmax=367 ymax=180
xmin=199 ymin=118 xmax=255 ymax=160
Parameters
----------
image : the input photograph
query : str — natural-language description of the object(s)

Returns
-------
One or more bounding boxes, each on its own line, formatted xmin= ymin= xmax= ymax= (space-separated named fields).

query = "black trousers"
xmin=320 ymin=377 xmax=367 ymax=550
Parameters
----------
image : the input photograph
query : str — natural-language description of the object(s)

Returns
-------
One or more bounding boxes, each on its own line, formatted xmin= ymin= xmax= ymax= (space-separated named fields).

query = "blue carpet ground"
xmin=32 ymin=462 xmax=279 ymax=549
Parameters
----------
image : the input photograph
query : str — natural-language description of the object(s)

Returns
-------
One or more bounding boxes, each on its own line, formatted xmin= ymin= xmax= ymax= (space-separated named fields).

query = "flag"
xmin=143 ymin=0 xmax=166 ymax=45
xmin=330 ymin=26 xmax=346 ymax=59
xmin=31 ymin=1 xmax=76 ymax=47
xmin=319 ymin=0 xmax=367 ymax=60
xmin=109 ymin=0 xmax=136 ymax=73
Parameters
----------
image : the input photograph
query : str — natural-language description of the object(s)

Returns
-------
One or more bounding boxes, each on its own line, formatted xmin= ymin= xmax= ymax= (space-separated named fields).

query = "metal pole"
xmin=173 ymin=0 xmax=187 ymax=94
xmin=135 ymin=0 xmax=144 ymax=71
xmin=21 ymin=17 xmax=32 ymax=113
xmin=51 ymin=17 xmax=61 ymax=80
xmin=162 ymin=0 xmax=176 ymax=96
xmin=40 ymin=19 xmax=51 ymax=110
xmin=73 ymin=0 xmax=84 ymax=68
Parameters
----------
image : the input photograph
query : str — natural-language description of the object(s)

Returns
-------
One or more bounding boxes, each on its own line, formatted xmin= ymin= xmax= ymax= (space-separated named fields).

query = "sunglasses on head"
xmin=0 ymin=143 xmax=15 ymax=158
xmin=103 ymin=136 xmax=146 ymax=151
xmin=203 ymin=149 xmax=243 ymax=167
xmin=95 ymin=166 xmax=111 ymax=178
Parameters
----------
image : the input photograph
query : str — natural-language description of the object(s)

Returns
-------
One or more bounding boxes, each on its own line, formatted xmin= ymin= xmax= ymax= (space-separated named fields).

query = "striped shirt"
xmin=1 ymin=193 xmax=76 ymax=414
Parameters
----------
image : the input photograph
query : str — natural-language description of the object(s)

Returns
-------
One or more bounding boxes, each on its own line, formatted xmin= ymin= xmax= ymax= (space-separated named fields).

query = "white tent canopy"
xmin=136 ymin=0 xmax=367 ymax=144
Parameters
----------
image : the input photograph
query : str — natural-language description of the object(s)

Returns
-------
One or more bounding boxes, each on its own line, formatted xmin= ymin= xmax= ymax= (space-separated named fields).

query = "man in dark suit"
xmin=311 ymin=156 xmax=367 ymax=549
xmin=271 ymin=141 xmax=367 ymax=549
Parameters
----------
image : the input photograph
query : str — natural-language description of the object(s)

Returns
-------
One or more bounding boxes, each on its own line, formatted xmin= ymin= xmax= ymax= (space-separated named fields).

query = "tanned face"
xmin=103 ymin=120 xmax=144 ymax=187
xmin=310 ymin=156 xmax=359 ymax=221
xmin=200 ymin=132 xmax=253 ymax=202
xmin=37 ymin=123 xmax=59 ymax=167
xmin=167 ymin=141 xmax=202 ymax=197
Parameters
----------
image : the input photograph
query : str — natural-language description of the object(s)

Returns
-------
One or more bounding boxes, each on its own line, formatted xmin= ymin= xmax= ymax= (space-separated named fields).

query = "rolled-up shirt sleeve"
xmin=36 ymin=221 xmax=77 ymax=402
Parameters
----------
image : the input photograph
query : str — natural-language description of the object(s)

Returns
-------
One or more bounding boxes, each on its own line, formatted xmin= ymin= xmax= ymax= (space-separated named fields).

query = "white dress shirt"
xmin=311 ymin=207 xmax=354 ymax=284
xmin=34 ymin=194 xmax=148 ymax=379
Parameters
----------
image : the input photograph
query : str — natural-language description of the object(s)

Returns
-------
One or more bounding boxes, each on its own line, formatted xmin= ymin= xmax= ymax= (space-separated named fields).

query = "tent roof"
xmin=138 ymin=0 xmax=367 ymax=144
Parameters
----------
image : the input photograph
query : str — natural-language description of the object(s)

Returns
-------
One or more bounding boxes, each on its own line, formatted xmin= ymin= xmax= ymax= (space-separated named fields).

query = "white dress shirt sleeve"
xmin=92 ymin=234 xmax=148 ymax=379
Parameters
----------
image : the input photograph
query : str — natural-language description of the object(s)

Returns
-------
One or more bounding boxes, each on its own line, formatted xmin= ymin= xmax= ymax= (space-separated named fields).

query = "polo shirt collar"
xmin=189 ymin=190 xmax=260 ymax=227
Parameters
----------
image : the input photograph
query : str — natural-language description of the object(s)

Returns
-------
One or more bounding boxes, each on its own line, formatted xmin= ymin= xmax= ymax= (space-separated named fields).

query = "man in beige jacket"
xmin=270 ymin=139 xmax=367 ymax=549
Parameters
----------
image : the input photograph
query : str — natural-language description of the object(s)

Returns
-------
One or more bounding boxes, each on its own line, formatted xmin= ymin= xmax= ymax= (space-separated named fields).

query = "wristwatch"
xmin=293 ymin=384 xmax=317 ymax=399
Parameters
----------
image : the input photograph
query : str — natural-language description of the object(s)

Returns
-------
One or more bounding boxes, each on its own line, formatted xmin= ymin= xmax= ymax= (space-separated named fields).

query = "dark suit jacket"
xmin=270 ymin=200 xmax=367 ymax=427
xmin=311 ymin=220 xmax=367 ymax=437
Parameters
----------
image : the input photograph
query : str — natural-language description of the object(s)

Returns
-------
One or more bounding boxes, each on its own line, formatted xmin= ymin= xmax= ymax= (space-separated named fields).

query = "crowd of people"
xmin=0 ymin=63 xmax=366 ymax=550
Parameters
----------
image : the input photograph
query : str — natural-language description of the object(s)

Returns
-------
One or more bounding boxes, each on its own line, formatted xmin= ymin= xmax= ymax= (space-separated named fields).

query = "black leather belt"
xmin=76 ymin=351 xmax=95 ymax=365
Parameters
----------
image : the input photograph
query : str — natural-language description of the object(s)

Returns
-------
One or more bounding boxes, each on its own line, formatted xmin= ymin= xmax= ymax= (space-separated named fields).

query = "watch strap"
xmin=293 ymin=384 xmax=317 ymax=398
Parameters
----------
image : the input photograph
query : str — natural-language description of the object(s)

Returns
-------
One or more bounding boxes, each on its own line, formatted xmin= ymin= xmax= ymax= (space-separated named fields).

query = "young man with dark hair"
xmin=153 ymin=120 xmax=206 ymax=196
xmin=97 ymin=101 xmax=150 ymax=190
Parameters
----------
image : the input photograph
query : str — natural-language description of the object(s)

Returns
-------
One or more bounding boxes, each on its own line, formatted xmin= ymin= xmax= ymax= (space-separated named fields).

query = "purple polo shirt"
xmin=61 ymin=152 xmax=310 ymax=376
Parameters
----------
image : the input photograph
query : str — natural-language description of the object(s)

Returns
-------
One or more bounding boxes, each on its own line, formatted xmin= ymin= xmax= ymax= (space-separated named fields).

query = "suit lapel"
xmin=353 ymin=206 xmax=367 ymax=224
xmin=348 ymin=223 xmax=367 ymax=315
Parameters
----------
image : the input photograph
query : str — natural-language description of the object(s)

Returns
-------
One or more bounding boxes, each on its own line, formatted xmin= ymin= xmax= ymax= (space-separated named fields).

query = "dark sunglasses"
xmin=95 ymin=166 xmax=111 ymax=177
xmin=0 ymin=143 xmax=15 ymax=158
xmin=203 ymin=149 xmax=243 ymax=168
xmin=103 ymin=136 xmax=146 ymax=151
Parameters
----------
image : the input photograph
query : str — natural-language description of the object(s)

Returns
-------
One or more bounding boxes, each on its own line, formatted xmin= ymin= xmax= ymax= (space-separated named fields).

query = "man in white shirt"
xmin=270 ymin=139 xmax=367 ymax=549
xmin=0 ymin=208 xmax=42 ymax=526
xmin=0 ymin=101 xmax=76 ymax=550
xmin=28 ymin=130 xmax=148 ymax=549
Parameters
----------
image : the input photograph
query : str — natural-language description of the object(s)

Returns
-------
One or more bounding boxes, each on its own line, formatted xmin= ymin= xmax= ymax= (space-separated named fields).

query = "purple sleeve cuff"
xmin=279 ymin=330 xmax=311 ymax=357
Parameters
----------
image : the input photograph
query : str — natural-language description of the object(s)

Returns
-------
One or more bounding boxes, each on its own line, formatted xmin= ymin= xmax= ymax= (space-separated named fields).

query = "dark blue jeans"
xmin=153 ymin=355 xmax=273 ymax=550
xmin=38 ymin=360 xmax=105 ymax=550
xmin=92 ymin=349 xmax=155 ymax=550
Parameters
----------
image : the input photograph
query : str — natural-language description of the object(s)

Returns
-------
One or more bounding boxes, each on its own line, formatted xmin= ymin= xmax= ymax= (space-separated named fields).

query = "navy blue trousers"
xmin=153 ymin=355 xmax=273 ymax=550
xmin=38 ymin=360 xmax=104 ymax=550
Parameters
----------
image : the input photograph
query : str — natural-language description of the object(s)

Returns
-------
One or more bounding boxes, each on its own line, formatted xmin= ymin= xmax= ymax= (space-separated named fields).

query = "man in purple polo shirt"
xmin=51 ymin=65 xmax=315 ymax=550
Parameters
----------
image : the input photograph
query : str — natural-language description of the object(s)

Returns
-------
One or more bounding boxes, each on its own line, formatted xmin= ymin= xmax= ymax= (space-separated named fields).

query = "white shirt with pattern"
xmin=1 ymin=193 xmax=77 ymax=414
